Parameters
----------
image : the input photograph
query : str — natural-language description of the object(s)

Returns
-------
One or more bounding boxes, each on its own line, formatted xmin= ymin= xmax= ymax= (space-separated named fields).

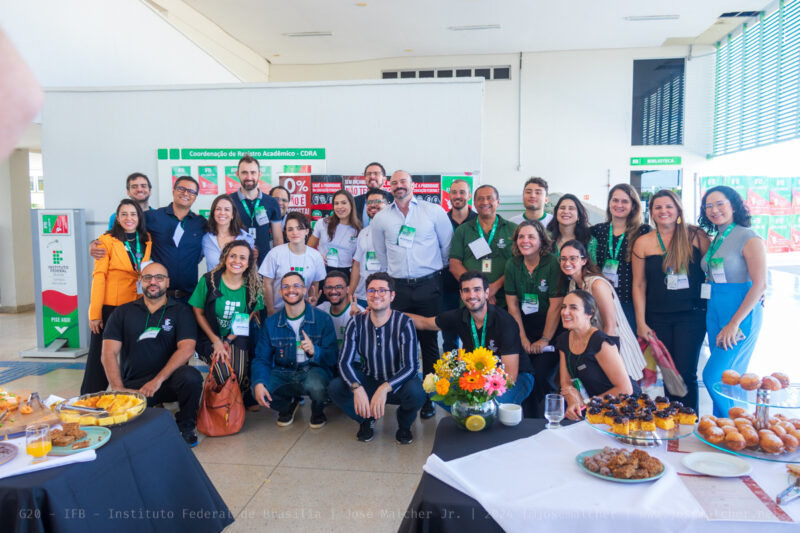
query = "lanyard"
xmin=240 ymin=197 xmax=261 ymax=224
xmin=143 ymin=306 xmax=167 ymax=333
xmin=124 ymin=234 xmax=142 ymax=272
xmin=469 ymin=314 xmax=487 ymax=349
xmin=477 ymin=216 xmax=499 ymax=248
xmin=607 ymin=225 xmax=625 ymax=261
xmin=705 ymin=223 xmax=735 ymax=265
xmin=656 ymin=228 xmax=666 ymax=253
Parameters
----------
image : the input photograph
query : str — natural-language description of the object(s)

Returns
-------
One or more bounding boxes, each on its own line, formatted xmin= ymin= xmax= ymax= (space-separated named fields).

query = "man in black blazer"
xmin=354 ymin=162 xmax=393 ymax=226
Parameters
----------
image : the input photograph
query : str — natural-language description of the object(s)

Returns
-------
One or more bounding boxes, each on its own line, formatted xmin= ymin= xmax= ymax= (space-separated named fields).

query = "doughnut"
xmin=700 ymin=414 xmax=717 ymax=423
xmin=698 ymin=419 xmax=717 ymax=434
xmin=760 ymin=376 xmax=782 ymax=391
xmin=722 ymin=425 xmax=740 ymax=436
xmin=789 ymin=419 xmax=800 ymax=430
xmin=779 ymin=421 xmax=795 ymax=434
xmin=724 ymin=431 xmax=746 ymax=451
xmin=771 ymin=372 xmax=791 ymax=388
xmin=760 ymin=432 xmax=785 ymax=454
xmin=782 ymin=434 xmax=799 ymax=453
xmin=775 ymin=413 xmax=788 ymax=421
xmin=771 ymin=424 xmax=788 ymax=438
xmin=706 ymin=426 xmax=725 ymax=444
xmin=740 ymin=426 xmax=760 ymax=448
xmin=790 ymin=429 xmax=800 ymax=442
xmin=722 ymin=370 xmax=741 ymax=385
xmin=728 ymin=407 xmax=748 ymax=419
xmin=716 ymin=418 xmax=735 ymax=427
xmin=739 ymin=373 xmax=761 ymax=391
xmin=734 ymin=418 xmax=753 ymax=430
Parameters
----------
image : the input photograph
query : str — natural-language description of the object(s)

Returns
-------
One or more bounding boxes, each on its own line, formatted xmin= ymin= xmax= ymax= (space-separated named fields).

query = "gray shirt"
xmin=700 ymin=224 xmax=761 ymax=284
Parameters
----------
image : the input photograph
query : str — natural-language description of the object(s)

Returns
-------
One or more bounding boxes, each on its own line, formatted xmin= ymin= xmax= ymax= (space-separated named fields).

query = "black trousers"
xmin=136 ymin=366 xmax=203 ymax=433
xmin=80 ymin=304 xmax=117 ymax=395
xmin=519 ymin=308 xmax=563 ymax=418
xmin=391 ymin=273 xmax=443 ymax=377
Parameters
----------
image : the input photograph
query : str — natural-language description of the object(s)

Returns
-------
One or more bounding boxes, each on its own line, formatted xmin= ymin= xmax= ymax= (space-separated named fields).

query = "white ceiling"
xmin=183 ymin=0 xmax=769 ymax=64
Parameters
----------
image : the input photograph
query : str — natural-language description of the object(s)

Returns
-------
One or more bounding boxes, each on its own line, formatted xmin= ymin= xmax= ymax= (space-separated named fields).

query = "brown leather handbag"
xmin=197 ymin=352 xmax=245 ymax=436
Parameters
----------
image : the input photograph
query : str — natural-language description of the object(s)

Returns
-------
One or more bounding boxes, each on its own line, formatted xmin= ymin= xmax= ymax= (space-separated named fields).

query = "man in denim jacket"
xmin=252 ymin=272 xmax=338 ymax=428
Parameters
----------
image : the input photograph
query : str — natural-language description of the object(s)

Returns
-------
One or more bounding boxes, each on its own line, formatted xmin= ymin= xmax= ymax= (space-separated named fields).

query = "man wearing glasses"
xmin=100 ymin=262 xmax=203 ymax=446
xmin=353 ymin=162 xmax=393 ymax=227
xmin=91 ymin=176 xmax=206 ymax=303
xmin=351 ymin=187 xmax=389 ymax=307
xmin=328 ymin=272 xmax=426 ymax=444
xmin=252 ymin=272 xmax=338 ymax=429
xmin=316 ymin=270 xmax=364 ymax=350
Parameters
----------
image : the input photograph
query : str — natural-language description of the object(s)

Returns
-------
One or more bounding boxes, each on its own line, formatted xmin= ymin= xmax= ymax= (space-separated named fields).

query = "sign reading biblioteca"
xmin=630 ymin=156 xmax=682 ymax=166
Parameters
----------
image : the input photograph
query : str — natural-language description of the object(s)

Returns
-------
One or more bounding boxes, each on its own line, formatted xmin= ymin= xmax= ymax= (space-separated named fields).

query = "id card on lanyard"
xmin=603 ymin=226 xmax=624 ymax=287
xmin=657 ymin=229 xmax=689 ymax=290
xmin=138 ymin=307 xmax=167 ymax=342
xmin=365 ymin=251 xmax=380 ymax=271
xmin=231 ymin=312 xmax=250 ymax=336
xmin=398 ymin=225 xmax=416 ymax=248
xmin=124 ymin=234 xmax=144 ymax=294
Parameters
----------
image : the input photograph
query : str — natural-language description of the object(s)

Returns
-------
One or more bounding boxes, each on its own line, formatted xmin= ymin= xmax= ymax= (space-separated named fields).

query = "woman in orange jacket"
xmin=80 ymin=199 xmax=152 ymax=394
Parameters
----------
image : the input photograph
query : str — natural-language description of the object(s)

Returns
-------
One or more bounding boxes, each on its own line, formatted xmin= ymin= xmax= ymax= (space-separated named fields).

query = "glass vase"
xmin=451 ymin=399 xmax=498 ymax=432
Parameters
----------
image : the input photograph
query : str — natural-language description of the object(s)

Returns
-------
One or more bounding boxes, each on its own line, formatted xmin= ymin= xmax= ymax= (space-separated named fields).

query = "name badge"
xmin=136 ymin=281 xmax=143 ymax=295
xmin=467 ymin=237 xmax=492 ymax=259
xmin=521 ymin=293 xmax=539 ymax=315
xmin=571 ymin=377 xmax=591 ymax=402
xmin=602 ymin=259 xmax=620 ymax=288
xmin=709 ymin=257 xmax=726 ymax=284
xmin=138 ymin=327 xmax=160 ymax=342
xmin=365 ymin=251 xmax=381 ymax=271
xmin=666 ymin=269 xmax=690 ymax=290
xmin=172 ymin=224 xmax=184 ymax=247
xmin=254 ymin=206 xmax=269 ymax=226
xmin=295 ymin=339 xmax=308 ymax=363
xmin=700 ymin=282 xmax=711 ymax=299
xmin=481 ymin=258 xmax=492 ymax=273
xmin=326 ymin=247 xmax=340 ymax=267
xmin=231 ymin=312 xmax=250 ymax=336
xmin=248 ymin=227 xmax=257 ymax=239
xmin=397 ymin=225 xmax=416 ymax=249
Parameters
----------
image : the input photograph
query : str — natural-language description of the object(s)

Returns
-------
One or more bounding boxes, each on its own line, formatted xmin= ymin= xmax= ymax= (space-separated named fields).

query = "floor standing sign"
xmin=21 ymin=209 xmax=90 ymax=358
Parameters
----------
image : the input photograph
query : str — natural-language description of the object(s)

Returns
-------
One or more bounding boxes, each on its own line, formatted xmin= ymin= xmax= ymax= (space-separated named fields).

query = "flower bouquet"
xmin=422 ymin=347 xmax=513 ymax=431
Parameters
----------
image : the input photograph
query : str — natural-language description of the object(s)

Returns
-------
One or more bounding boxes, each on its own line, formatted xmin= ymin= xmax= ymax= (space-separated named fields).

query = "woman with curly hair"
xmin=547 ymin=193 xmax=597 ymax=262
xmin=698 ymin=185 xmax=766 ymax=416
xmin=190 ymin=239 xmax=264 ymax=409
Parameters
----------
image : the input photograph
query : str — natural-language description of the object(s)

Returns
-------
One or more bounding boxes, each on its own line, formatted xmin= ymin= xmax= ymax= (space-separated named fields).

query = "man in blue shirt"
xmin=227 ymin=155 xmax=283 ymax=267
xmin=353 ymin=162 xmax=393 ymax=227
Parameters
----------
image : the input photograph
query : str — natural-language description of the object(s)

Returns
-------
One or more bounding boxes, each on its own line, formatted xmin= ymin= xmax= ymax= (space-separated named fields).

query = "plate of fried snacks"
xmin=49 ymin=423 xmax=111 ymax=456
xmin=577 ymin=447 xmax=665 ymax=483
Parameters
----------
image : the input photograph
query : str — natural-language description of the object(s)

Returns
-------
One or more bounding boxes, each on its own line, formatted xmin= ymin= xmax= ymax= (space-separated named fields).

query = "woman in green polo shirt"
xmin=504 ymin=220 xmax=565 ymax=416
xmin=190 ymin=239 xmax=264 ymax=410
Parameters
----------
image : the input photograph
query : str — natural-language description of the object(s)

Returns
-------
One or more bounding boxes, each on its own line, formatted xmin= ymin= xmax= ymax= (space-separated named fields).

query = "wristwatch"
xmin=350 ymin=382 xmax=362 ymax=391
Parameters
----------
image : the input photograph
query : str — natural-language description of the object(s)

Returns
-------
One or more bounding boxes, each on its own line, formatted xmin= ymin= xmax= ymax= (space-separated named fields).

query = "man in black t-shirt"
xmin=406 ymin=271 xmax=534 ymax=406
xmin=101 ymin=262 xmax=203 ymax=446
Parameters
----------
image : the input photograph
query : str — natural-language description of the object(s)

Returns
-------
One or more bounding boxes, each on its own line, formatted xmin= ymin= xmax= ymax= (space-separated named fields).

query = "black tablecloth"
xmin=0 ymin=408 xmax=233 ymax=533
xmin=399 ymin=417 xmax=572 ymax=533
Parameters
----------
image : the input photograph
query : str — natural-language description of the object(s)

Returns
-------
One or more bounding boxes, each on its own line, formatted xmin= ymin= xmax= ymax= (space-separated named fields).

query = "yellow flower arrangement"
xmin=425 ymin=348 xmax=512 ymax=405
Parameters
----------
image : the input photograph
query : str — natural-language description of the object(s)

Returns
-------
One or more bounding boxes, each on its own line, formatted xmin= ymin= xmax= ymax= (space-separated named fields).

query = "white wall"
xmin=0 ymin=150 xmax=34 ymax=311
xmin=271 ymin=46 xmax=717 ymax=216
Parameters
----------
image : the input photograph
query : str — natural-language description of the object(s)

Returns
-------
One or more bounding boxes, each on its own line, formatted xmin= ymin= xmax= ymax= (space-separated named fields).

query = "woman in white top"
xmin=558 ymin=239 xmax=645 ymax=381
xmin=258 ymin=211 xmax=326 ymax=315
xmin=308 ymin=189 xmax=361 ymax=279
xmin=202 ymin=194 xmax=254 ymax=271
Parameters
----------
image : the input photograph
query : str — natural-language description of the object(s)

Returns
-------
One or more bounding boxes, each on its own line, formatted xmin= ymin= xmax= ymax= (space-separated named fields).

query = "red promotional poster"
xmin=767 ymin=215 xmax=791 ymax=253
xmin=792 ymin=177 xmax=800 ymax=214
xmin=259 ymin=166 xmax=272 ymax=194
xmin=280 ymin=175 xmax=312 ymax=217
xmin=411 ymin=175 xmax=442 ymax=208
xmin=225 ymin=166 xmax=240 ymax=194
xmin=791 ymin=214 xmax=800 ymax=252
xmin=198 ymin=166 xmax=219 ymax=195
xmin=769 ymin=177 xmax=792 ymax=215
xmin=746 ymin=177 xmax=770 ymax=215
xmin=343 ymin=175 xmax=367 ymax=198
xmin=310 ymin=175 xmax=344 ymax=221
xmin=172 ymin=166 xmax=190 ymax=188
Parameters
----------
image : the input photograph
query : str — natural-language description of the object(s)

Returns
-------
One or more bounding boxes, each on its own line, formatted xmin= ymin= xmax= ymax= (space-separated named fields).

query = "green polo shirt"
xmin=450 ymin=215 xmax=517 ymax=308
xmin=504 ymin=253 xmax=565 ymax=317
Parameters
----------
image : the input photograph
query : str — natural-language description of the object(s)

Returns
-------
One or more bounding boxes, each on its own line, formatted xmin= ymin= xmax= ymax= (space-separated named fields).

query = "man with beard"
xmin=406 ymin=271 xmax=534 ymax=406
xmin=350 ymin=187 xmax=388 ymax=307
xmin=353 ymin=162 xmax=393 ymax=226
xmin=100 ymin=262 xmax=203 ymax=446
xmin=228 ymin=155 xmax=284 ymax=266
xmin=510 ymin=177 xmax=553 ymax=227
xmin=370 ymin=170 xmax=453 ymax=420
xmin=316 ymin=270 xmax=364 ymax=350
xmin=252 ymin=272 xmax=338 ymax=429
xmin=108 ymin=172 xmax=154 ymax=229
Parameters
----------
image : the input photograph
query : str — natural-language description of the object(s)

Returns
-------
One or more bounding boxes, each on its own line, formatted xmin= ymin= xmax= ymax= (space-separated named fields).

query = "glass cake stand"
xmin=693 ymin=429 xmax=800 ymax=463
xmin=585 ymin=419 xmax=696 ymax=447
xmin=712 ymin=382 xmax=800 ymax=428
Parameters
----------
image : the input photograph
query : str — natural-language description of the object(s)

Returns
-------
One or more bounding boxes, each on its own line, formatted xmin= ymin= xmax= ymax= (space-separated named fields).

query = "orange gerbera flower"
xmin=459 ymin=371 xmax=486 ymax=392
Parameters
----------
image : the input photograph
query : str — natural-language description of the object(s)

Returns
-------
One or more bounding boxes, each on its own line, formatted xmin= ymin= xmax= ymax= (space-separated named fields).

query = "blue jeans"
xmin=328 ymin=371 xmax=427 ymax=430
xmin=436 ymin=372 xmax=534 ymax=412
xmin=266 ymin=366 xmax=330 ymax=415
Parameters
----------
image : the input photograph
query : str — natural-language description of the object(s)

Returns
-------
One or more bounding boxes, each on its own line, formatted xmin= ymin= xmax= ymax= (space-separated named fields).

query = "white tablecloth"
xmin=0 ymin=435 xmax=96 ymax=480
xmin=423 ymin=422 xmax=799 ymax=533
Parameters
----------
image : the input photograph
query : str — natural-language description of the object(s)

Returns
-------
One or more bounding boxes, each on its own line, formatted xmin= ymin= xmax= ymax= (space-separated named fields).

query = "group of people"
xmin=81 ymin=155 xmax=767 ymax=446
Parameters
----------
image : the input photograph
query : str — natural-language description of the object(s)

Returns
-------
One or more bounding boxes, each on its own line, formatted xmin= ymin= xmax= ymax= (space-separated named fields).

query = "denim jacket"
xmin=251 ymin=305 xmax=338 ymax=387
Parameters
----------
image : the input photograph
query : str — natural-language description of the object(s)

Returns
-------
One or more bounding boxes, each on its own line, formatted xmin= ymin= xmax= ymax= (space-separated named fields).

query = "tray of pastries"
xmin=56 ymin=391 xmax=146 ymax=427
xmin=695 ymin=407 xmax=800 ymax=463
xmin=577 ymin=447 xmax=665 ymax=483
xmin=584 ymin=393 xmax=697 ymax=442
xmin=715 ymin=370 xmax=800 ymax=408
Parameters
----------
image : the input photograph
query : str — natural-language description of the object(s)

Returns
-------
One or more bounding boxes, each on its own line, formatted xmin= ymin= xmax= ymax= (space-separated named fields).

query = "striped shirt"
xmin=339 ymin=310 xmax=419 ymax=390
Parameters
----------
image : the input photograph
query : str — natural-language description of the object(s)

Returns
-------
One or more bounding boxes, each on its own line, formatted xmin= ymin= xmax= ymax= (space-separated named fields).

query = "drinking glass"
xmin=545 ymin=394 xmax=565 ymax=429
xmin=26 ymin=423 xmax=52 ymax=464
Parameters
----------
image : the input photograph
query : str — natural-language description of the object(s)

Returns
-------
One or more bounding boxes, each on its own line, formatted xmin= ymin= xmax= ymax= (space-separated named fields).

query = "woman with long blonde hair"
xmin=632 ymin=189 xmax=710 ymax=411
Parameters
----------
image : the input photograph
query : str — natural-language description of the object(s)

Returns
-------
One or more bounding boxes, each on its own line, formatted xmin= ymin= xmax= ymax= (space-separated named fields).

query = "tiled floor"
xmin=1 ymin=253 xmax=799 ymax=530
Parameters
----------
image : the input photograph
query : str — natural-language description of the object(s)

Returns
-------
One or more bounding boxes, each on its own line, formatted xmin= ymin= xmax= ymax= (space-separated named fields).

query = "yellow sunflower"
xmin=463 ymin=347 xmax=497 ymax=374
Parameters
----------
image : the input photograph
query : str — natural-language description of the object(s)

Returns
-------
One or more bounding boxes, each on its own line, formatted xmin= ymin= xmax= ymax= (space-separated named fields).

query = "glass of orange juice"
xmin=25 ymin=423 xmax=52 ymax=464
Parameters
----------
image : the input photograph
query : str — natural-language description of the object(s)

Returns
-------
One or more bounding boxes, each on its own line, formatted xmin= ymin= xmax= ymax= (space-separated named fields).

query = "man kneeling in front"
xmin=101 ymin=262 xmax=203 ymax=446
xmin=329 ymin=272 xmax=426 ymax=444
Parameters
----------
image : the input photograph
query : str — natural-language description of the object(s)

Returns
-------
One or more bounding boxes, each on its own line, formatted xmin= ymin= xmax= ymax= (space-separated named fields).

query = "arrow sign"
xmin=55 ymin=326 xmax=68 ymax=334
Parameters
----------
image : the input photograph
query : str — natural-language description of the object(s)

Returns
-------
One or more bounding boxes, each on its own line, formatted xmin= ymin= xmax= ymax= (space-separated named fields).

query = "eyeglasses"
xmin=323 ymin=284 xmax=346 ymax=291
xmin=174 ymin=186 xmax=198 ymax=196
xmin=704 ymin=200 xmax=729 ymax=211
xmin=280 ymin=283 xmax=305 ymax=290
xmin=559 ymin=256 xmax=583 ymax=263
xmin=366 ymin=288 xmax=392 ymax=295
xmin=366 ymin=200 xmax=385 ymax=205
xmin=141 ymin=274 xmax=167 ymax=282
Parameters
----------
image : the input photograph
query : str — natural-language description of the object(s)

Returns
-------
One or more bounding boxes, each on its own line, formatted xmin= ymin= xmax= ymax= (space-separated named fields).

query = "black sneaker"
xmin=395 ymin=427 xmax=414 ymax=445
xmin=182 ymin=429 xmax=198 ymax=448
xmin=357 ymin=418 xmax=375 ymax=442
xmin=420 ymin=399 xmax=436 ymax=419
xmin=277 ymin=399 xmax=300 ymax=427
xmin=309 ymin=411 xmax=327 ymax=429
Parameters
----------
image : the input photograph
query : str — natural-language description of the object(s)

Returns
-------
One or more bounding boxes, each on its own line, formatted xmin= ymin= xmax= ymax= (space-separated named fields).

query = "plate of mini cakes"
xmin=584 ymin=393 xmax=697 ymax=444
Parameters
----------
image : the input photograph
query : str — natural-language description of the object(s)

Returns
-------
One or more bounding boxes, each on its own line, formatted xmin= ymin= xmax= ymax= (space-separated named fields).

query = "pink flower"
xmin=484 ymin=374 xmax=507 ymax=396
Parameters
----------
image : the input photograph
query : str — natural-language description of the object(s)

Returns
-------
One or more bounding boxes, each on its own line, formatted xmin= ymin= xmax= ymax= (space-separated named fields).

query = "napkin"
xmin=0 ymin=435 xmax=96 ymax=480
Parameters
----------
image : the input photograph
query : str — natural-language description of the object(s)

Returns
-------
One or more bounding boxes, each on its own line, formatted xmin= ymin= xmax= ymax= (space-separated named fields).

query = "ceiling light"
xmin=448 ymin=24 xmax=501 ymax=31
xmin=283 ymin=31 xmax=333 ymax=38
xmin=404 ymin=49 xmax=414 ymax=53
xmin=624 ymin=15 xmax=679 ymax=22
xmin=355 ymin=2 xmax=368 ymax=6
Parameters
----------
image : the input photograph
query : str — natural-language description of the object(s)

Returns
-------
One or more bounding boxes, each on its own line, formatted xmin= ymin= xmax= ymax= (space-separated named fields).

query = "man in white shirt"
xmin=510 ymin=177 xmax=553 ymax=227
xmin=354 ymin=162 xmax=393 ymax=227
xmin=351 ymin=188 xmax=388 ymax=306
xmin=370 ymin=170 xmax=454 ymax=419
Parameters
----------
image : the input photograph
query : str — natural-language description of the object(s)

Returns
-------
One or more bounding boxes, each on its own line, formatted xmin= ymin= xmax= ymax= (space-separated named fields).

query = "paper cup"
xmin=498 ymin=403 xmax=522 ymax=426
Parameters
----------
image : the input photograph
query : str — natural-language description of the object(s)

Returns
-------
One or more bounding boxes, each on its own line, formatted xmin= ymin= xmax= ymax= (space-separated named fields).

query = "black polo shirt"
xmin=434 ymin=304 xmax=533 ymax=374
xmin=228 ymin=190 xmax=282 ymax=266
xmin=103 ymin=297 xmax=197 ymax=388
xmin=443 ymin=209 xmax=478 ymax=293
xmin=145 ymin=204 xmax=206 ymax=293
